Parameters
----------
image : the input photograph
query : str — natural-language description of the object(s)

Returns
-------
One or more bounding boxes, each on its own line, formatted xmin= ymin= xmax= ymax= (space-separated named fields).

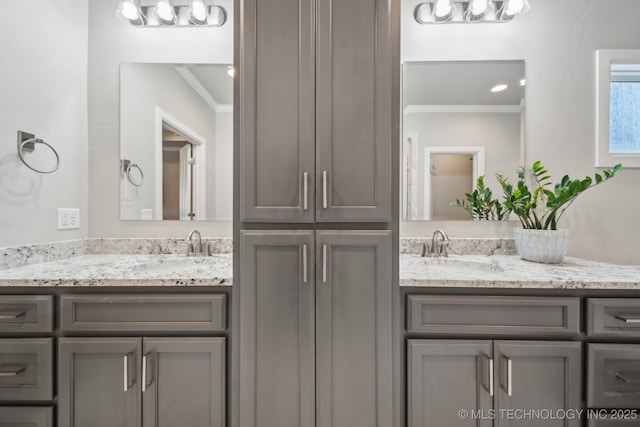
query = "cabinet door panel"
xmin=494 ymin=341 xmax=582 ymax=427
xmin=0 ymin=407 xmax=52 ymax=427
xmin=316 ymin=231 xmax=392 ymax=427
xmin=58 ymin=338 xmax=141 ymax=427
xmin=240 ymin=0 xmax=315 ymax=222
xmin=142 ymin=338 xmax=225 ymax=427
xmin=316 ymin=0 xmax=392 ymax=222
xmin=239 ymin=231 xmax=315 ymax=427
xmin=407 ymin=340 xmax=493 ymax=427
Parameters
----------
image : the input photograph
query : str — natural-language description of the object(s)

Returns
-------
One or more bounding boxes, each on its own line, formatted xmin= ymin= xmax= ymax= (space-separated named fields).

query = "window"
xmin=596 ymin=49 xmax=640 ymax=168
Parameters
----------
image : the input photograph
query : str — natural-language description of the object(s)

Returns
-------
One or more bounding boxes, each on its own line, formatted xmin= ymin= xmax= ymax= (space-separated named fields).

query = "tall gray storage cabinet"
xmin=234 ymin=0 xmax=397 ymax=426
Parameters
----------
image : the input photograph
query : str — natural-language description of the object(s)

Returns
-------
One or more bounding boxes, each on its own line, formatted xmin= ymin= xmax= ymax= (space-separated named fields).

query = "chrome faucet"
xmin=422 ymin=229 xmax=450 ymax=257
xmin=186 ymin=229 xmax=205 ymax=256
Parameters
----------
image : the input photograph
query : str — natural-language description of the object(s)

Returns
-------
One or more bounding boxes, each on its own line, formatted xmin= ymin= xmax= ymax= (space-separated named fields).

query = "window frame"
xmin=596 ymin=49 xmax=640 ymax=168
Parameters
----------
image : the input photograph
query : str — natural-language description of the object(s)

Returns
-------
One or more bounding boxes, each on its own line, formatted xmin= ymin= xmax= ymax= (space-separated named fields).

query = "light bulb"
xmin=227 ymin=66 xmax=235 ymax=78
xmin=433 ymin=0 xmax=452 ymax=18
xmin=469 ymin=0 xmax=488 ymax=16
xmin=121 ymin=2 xmax=140 ymax=20
xmin=505 ymin=0 xmax=525 ymax=16
xmin=156 ymin=1 xmax=175 ymax=21
xmin=191 ymin=0 xmax=207 ymax=21
xmin=491 ymin=84 xmax=508 ymax=93
xmin=520 ymin=78 xmax=526 ymax=86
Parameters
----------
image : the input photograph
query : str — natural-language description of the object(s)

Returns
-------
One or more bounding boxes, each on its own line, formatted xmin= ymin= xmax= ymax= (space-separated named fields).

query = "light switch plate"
xmin=58 ymin=208 xmax=80 ymax=230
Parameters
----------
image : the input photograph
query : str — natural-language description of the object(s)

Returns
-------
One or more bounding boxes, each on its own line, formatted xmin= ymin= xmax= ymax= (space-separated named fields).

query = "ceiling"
xmin=403 ymin=60 xmax=525 ymax=107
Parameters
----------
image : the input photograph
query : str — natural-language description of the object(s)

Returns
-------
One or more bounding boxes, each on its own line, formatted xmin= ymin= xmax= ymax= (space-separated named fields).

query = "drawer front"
xmin=60 ymin=294 xmax=227 ymax=332
xmin=407 ymin=295 xmax=581 ymax=335
xmin=0 ymin=338 xmax=53 ymax=401
xmin=588 ymin=298 xmax=640 ymax=337
xmin=587 ymin=412 xmax=640 ymax=426
xmin=0 ymin=407 xmax=53 ymax=427
xmin=0 ymin=295 xmax=53 ymax=333
xmin=588 ymin=343 xmax=640 ymax=408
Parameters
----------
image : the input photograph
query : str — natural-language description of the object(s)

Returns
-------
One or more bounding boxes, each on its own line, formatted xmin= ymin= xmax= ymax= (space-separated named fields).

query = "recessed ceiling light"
xmin=491 ymin=84 xmax=508 ymax=93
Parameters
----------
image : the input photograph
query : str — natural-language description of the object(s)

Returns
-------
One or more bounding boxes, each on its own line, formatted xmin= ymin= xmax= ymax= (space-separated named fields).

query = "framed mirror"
xmin=402 ymin=60 xmax=525 ymax=221
xmin=120 ymin=63 xmax=233 ymax=221
xmin=596 ymin=49 xmax=640 ymax=168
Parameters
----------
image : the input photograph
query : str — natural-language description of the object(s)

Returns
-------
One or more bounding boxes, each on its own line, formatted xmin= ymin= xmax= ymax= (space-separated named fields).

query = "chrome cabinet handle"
xmin=142 ymin=352 xmax=153 ymax=392
xmin=303 ymin=172 xmax=308 ymax=211
xmin=0 ymin=312 xmax=26 ymax=320
xmin=502 ymin=355 xmax=513 ymax=396
xmin=615 ymin=314 xmax=640 ymax=323
xmin=322 ymin=244 xmax=327 ymax=283
xmin=322 ymin=171 xmax=328 ymax=209
xmin=302 ymin=244 xmax=308 ymax=283
xmin=123 ymin=353 xmax=134 ymax=391
xmin=484 ymin=355 xmax=494 ymax=397
xmin=0 ymin=367 xmax=26 ymax=377
xmin=616 ymin=371 xmax=640 ymax=384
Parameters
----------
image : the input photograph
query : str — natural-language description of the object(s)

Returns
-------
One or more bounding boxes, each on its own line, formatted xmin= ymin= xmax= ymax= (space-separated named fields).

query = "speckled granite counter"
xmin=0 ymin=254 xmax=232 ymax=287
xmin=400 ymin=254 xmax=640 ymax=289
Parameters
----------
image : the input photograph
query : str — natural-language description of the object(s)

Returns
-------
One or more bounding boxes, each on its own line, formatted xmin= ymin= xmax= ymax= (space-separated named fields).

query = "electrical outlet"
xmin=58 ymin=208 xmax=80 ymax=230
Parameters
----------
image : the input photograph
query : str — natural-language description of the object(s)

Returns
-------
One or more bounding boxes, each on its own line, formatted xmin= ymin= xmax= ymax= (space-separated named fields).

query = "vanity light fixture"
xmin=415 ymin=0 xmax=529 ymax=24
xmin=116 ymin=0 xmax=227 ymax=27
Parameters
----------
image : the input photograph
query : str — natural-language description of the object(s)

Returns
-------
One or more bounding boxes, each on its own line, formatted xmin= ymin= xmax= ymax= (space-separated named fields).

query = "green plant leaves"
xmin=495 ymin=162 xmax=623 ymax=230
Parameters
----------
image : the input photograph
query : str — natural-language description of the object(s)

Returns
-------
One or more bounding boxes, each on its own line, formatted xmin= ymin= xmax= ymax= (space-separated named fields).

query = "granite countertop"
xmin=400 ymin=254 xmax=640 ymax=289
xmin=0 ymin=254 xmax=232 ymax=287
xmin=1 ymin=251 xmax=639 ymax=289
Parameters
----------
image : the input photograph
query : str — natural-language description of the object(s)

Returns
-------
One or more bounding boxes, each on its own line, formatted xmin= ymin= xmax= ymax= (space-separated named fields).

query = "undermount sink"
xmin=421 ymin=256 xmax=502 ymax=273
xmin=133 ymin=256 xmax=217 ymax=274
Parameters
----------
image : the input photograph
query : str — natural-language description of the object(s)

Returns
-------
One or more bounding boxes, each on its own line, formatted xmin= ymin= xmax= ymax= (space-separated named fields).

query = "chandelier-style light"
xmin=415 ymin=0 xmax=530 ymax=24
xmin=116 ymin=0 xmax=227 ymax=27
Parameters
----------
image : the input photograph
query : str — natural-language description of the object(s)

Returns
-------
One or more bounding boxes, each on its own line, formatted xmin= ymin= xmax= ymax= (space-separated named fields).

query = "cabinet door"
xmin=239 ymin=0 xmax=315 ymax=222
xmin=59 ymin=338 xmax=141 ymax=427
xmin=407 ymin=340 xmax=493 ymax=427
xmin=142 ymin=338 xmax=225 ymax=427
xmin=239 ymin=231 xmax=315 ymax=427
xmin=494 ymin=341 xmax=582 ymax=427
xmin=315 ymin=0 xmax=393 ymax=222
xmin=0 ymin=407 xmax=53 ymax=427
xmin=316 ymin=231 xmax=392 ymax=427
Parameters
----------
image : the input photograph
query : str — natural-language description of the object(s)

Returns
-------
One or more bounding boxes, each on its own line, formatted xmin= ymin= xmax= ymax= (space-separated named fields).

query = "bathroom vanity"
xmin=1 ymin=249 xmax=640 ymax=427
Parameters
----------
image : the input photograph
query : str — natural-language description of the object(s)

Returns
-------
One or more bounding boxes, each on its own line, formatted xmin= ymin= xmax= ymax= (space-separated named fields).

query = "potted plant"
xmin=496 ymin=161 xmax=623 ymax=263
xmin=451 ymin=175 xmax=511 ymax=221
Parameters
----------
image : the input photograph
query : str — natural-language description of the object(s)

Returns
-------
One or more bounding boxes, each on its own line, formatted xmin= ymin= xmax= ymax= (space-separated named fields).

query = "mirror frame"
xmin=596 ymin=49 xmax=640 ymax=168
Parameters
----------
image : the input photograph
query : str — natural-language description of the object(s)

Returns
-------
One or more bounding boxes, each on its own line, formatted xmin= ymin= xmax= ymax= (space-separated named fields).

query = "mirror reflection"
xmin=120 ymin=63 xmax=233 ymax=221
xmin=402 ymin=60 xmax=525 ymax=221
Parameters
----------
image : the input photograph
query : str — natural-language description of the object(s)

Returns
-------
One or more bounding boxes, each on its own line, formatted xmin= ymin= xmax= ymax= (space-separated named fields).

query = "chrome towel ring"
xmin=17 ymin=133 xmax=60 ymax=174
xmin=121 ymin=159 xmax=144 ymax=187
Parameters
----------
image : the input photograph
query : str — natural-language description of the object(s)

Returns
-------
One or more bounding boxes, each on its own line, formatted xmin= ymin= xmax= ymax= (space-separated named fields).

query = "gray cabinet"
xmin=0 ymin=407 xmax=53 ymax=427
xmin=0 ymin=338 xmax=53 ymax=401
xmin=408 ymin=340 xmax=582 ymax=427
xmin=59 ymin=337 xmax=225 ymax=427
xmin=239 ymin=230 xmax=392 ymax=427
xmin=239 ymin=0 xmax=392 ymax=223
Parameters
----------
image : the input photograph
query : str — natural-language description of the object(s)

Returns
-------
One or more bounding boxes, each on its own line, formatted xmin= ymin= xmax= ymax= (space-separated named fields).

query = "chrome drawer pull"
xmin=322 ymin=171 xmax=328 ymax=209
xmin=0 ymin=367 xmax=26 ymax=377
xmin=0 ymin=312 xmax=26 ymax=320
xmin=616 ymin=371 xmax=640 ymax=384
xmin=302 ymin=244 xmax=308 ymax=283
xmin=615 ymin=314 xmax=640 ymax=323
xmin=501 ymin=355 xmax=513 ymax=396
xmin=303 ymin=172 xmax=308 ymax=211
xmin=123 ymin=353 xmax=134 ymax=391
xmin=322 ymin=244 xmax=327 ymax=283
xmin=483 ymin=354 xmax=494 ymax=396
xmin=142 ymin=352 xmax=154 ymax=392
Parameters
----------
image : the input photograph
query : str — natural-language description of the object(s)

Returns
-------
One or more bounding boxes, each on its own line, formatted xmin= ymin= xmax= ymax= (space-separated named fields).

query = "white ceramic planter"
xmin=514 ymin=228 xmax=569 ymax=264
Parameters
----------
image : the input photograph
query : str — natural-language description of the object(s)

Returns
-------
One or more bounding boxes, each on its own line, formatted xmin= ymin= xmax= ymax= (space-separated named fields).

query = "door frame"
xmin=155 ymin=107 xmax=206 ymax=220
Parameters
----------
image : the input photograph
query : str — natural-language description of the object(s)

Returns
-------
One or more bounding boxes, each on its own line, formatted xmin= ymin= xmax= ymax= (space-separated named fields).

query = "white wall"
xmin=88 ymin=0 xmax=233 ymax=238
xmin=212 ymin=110 xmax=233 ymax=221
xmin=401 ymin=0 xmax=640 ymax=264
xmin=404 ymin=111 xmax=521 ymax=219
xmin=0 ymin=0 xmax=88 ymax=247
